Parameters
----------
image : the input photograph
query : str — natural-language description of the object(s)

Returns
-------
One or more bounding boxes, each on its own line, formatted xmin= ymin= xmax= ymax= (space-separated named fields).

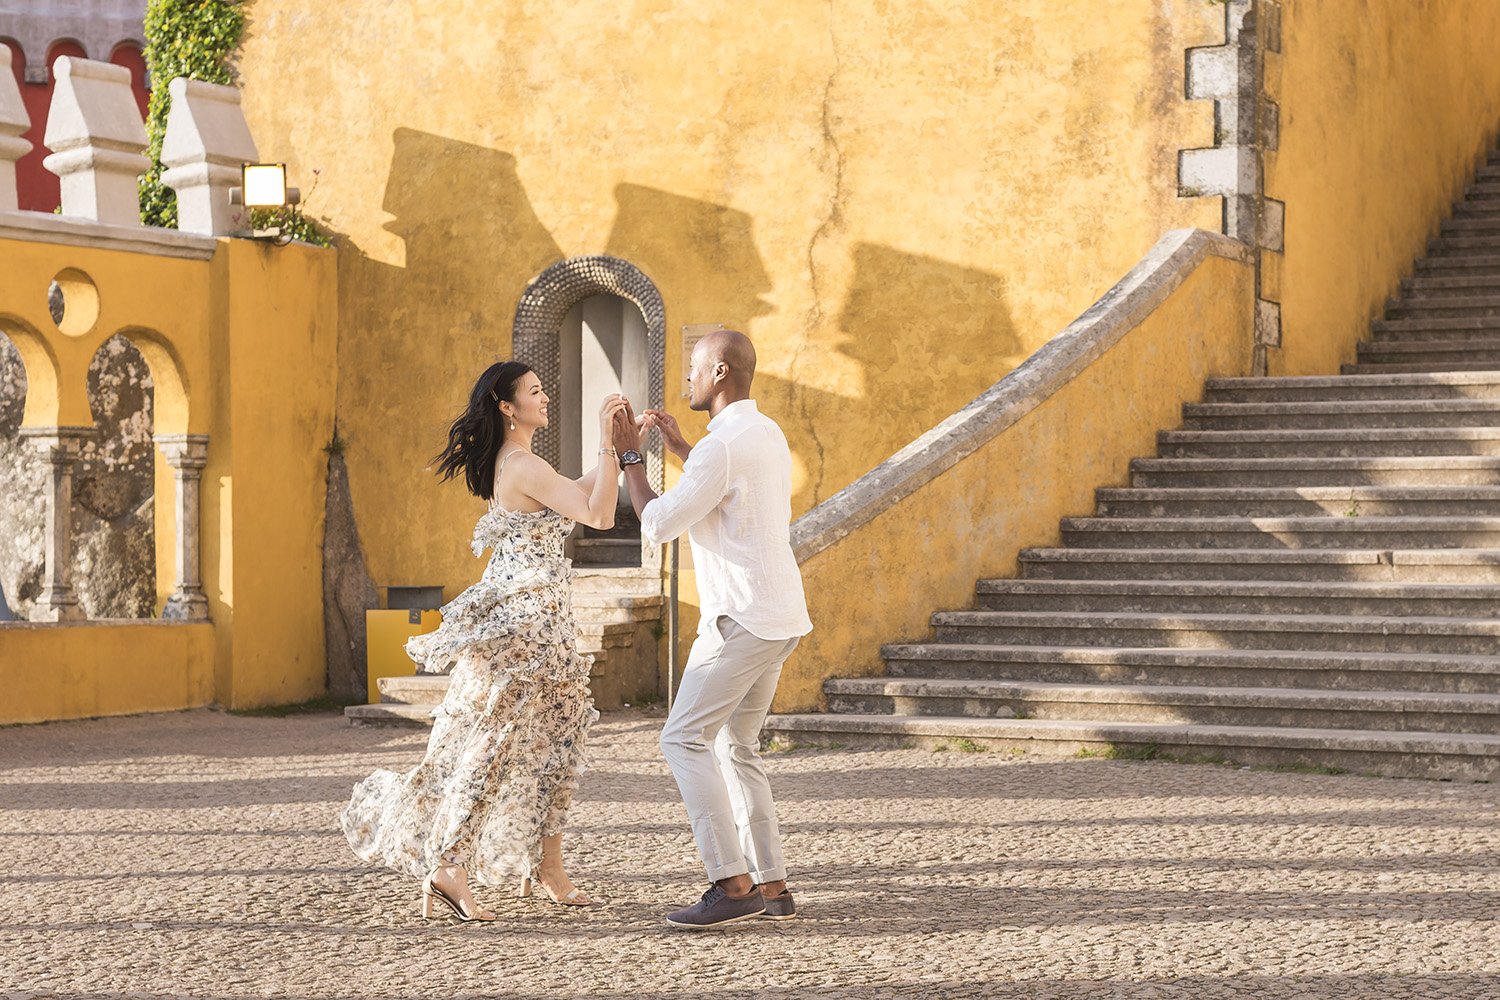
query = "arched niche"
xmin=512 ymin=255 xmax=666 ymax=496
xmin=116 ymin=327 xmax=190 ymax=437
xmin=0 ymin=314 xmax=61 ymax=428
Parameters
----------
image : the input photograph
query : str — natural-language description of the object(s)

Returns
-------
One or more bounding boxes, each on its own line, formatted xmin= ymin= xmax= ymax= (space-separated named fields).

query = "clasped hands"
xmin=609 ymin=398 xmax=692 ymax=461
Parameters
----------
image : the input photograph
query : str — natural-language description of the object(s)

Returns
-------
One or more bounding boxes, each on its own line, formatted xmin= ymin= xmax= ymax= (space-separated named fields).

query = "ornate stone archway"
xmin=512 ymin=255 xmax=667 ymax=503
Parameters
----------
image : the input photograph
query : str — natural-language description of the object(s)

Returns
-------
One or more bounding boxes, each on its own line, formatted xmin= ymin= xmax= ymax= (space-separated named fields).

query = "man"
xmin=613 ymin=329 xmax=813 ymax=930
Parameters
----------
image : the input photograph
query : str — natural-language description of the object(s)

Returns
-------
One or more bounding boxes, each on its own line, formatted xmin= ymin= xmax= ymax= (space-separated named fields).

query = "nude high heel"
xmin=519 ymin=874 xmax=597 ymax=906
xmin=422 ymin=870 xmax=497 ymax=922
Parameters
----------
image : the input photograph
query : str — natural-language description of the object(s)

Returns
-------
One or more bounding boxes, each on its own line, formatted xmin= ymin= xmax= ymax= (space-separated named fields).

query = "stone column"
xmin=155 ymin=434 xmax=210 ymax=621
xmin=0 ymin=44 xmax=32 ymax=211
xmin=19 ymin=427 xmax=92 ymax=622
xmin=42 ymin=56 xmax=149 ymax=227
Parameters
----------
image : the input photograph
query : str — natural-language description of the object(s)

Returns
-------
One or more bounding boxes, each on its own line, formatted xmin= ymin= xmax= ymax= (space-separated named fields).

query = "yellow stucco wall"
xmin=0 ymin=234 xmax=336 ymax=721
xmin=235 ymin=0 xmax=1222 ymax=602
xmin=211 ymin=239 xmax=340 ymax=708
xmin=776 ymin=249 xmax=1255 ymax=711
xmin=0 ymin=621 xmax=214 ymax=724
xmin=1266 ymin=0 xmax=1500 ymax=376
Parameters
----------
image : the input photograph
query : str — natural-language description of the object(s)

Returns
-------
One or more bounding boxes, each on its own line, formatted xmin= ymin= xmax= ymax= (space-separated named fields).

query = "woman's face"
xmin=506 ymin=371 xmax=549 ymax=429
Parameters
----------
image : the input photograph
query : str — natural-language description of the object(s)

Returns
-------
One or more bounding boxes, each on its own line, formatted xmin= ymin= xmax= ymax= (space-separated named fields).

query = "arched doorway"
xmin=512 ymin=256 xmax=666 ymax=569
xmin=558 ymin=293 xmax=650 ymax=565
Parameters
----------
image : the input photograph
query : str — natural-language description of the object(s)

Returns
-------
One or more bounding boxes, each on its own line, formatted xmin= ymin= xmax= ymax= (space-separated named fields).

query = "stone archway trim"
xmin=511 ymin=255 xmax=667 ymax=500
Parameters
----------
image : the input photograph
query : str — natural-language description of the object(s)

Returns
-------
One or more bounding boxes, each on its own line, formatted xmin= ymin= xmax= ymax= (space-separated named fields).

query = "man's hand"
xmin=612 ymin=400 xmax=643 ymax=454
xmin=642 ymin=408 xmax=692 ymax=461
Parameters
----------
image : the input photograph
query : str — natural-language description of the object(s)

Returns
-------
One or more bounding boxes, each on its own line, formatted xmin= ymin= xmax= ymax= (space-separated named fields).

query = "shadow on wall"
xmin=605 ymin=183 xmax=775 ymax=335
xmin=325 ymin=129 xmax=570 ymax=698
xmin=601 ymin=188 xmax=1020 ymax=514
xmin=338 ymin=129 xmax=1027 ymax=577
xmin=762 ymin=243 xmax=1020 ymax=513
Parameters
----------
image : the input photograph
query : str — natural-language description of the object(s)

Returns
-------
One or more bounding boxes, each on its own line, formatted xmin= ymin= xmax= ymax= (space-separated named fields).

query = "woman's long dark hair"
xmin=434 ymin=361 xmax=534 ymax=500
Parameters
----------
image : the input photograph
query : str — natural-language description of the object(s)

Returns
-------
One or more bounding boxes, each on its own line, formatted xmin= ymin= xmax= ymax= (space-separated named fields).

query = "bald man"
xmin=613 ymin=330 xmax=812 ymax=929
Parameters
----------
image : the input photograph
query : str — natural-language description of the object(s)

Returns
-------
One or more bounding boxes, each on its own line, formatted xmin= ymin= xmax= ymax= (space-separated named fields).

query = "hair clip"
xmin=489 ymin=389 xmax=499 ymax=402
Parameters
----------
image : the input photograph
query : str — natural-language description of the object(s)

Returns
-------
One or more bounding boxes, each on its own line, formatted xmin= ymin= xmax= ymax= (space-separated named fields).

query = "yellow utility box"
xmin=366 ymin=608 xmax=442 ymax=704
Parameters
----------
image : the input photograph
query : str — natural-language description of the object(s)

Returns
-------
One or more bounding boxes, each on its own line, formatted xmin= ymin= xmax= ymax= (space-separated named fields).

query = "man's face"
xmin=686 ymin=342 xmax=718 ymax=411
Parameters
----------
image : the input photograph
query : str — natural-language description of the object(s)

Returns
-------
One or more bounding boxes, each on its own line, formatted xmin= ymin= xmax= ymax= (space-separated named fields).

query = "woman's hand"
xmin=612 ymin=400 xmax=643 ymax=454
xmin=598 ymin=394 xmax=630 ymax=441
xmin=642 ymin=408 xmax=692 ymax=460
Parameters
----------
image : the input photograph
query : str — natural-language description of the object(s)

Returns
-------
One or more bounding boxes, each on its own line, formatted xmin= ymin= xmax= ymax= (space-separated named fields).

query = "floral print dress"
xmin=340 ymin=504 xmax=598 ymax=885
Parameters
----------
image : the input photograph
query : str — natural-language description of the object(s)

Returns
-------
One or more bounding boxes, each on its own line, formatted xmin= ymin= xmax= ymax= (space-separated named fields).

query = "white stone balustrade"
xmin=0 ymin=44 xmax=31 ymax=211
xmin=161 ymin=78 xmax=259 ymax=236
xmin=43 ymin=56 xmax=149 ymax=227
xmin=155 ymin=434 xmax=210 ymax=621
xmin=18 ymin=427 xmax=94 ymax=622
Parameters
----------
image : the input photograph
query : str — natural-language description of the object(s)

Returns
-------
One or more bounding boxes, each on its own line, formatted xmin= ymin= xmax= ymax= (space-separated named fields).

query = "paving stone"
xmin=0 ymin=709 xmax=1497 ymax=999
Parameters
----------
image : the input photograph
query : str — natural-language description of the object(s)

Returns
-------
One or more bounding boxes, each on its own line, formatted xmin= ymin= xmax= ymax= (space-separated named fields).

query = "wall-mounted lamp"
xmin=229 ymin=162 xmax=303 ymax=243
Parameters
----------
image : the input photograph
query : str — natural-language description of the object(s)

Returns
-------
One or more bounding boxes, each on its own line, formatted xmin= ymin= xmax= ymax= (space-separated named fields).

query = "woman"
xmin=341 ymin=360 xmax=629 ymax=921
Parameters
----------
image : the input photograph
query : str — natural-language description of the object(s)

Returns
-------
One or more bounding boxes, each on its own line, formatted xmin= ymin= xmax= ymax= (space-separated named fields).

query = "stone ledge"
xmin=790 ymin=229 xmax=1253 ymax=562
xmin=0 ymin=209 xmax=218 ymax=260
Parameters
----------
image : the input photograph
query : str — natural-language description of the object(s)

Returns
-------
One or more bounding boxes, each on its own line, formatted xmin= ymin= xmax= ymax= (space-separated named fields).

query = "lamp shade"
xmin=242 ymin=163 xmax=287 ymax=207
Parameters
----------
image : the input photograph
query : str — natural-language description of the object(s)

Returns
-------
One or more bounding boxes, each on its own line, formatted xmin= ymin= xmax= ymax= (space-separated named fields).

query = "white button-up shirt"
xmin=640 ymin=399 xmax=813 ymax=640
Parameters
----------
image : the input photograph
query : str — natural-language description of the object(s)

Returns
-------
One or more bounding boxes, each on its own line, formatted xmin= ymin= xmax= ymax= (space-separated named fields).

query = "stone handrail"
xmin=791 ymin=227 xmax=1255 ymax=562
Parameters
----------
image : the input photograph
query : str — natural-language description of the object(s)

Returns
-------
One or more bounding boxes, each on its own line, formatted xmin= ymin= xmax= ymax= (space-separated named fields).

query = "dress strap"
xmin=490 ymin=450 xmax=528 ymax=512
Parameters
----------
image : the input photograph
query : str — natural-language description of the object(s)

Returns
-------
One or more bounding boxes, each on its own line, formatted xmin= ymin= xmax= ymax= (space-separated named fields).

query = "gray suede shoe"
xmin=758 ymin=889 xmax=796 ymax=920
xmin=665 ymin=883 xmax=766 ymax=930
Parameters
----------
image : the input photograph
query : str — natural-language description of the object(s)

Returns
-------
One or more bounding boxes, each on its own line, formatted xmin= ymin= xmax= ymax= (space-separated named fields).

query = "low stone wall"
xmin=776 ymin=228 xmax=1257 ymax=711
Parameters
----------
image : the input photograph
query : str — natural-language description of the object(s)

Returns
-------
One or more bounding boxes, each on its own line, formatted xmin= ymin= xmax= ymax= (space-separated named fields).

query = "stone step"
xmin=880 ymin=643 xmax=1500 ymax=694
xmin=1387 ymin=292 xmax=1500 ymax=315
xmin=1201 ymin=372 xmax=1500 ymax=403
xmin=1414 ymin=253 xmax=1500 ymax=273
xmin=1448 ymin=200 xmax=1500 ymax=217
xmin=1440 ymin=216 xmax=1500 ymax=235
xmin=1060 ymin=514 xmax=1500 ymax=549
xmin=571 ymin=593 xmax=665 ymax=624
xmin=1358 ymin=340 xmax=1500 ymax=363
xmin=1371 ymin=316 xmax=1500 ymax=334
xmin=974 ymin=577 xmax=1500 ymax=617
xmin=1132 ymin=456 xmax=1500 ymax=487
xmin=1157 ymin=426 xmax=1500 ymax=458
xmin=1018 ymin=546 xmax=1500 ymax=583
xmin=570 ymin=567 xmax=662 ymax=595
xmin=1401 ymin=275 xmax=1500 ymax=294
xmin=1370 ymin=325 xmax=1500 ymax=344
xmin=823 ymin=677 xmax=1500 ymax=734
xmin=1462 ymin=183 xmax=1500 ymax=200
xmin=1181 ymin=399 xmax=1500 ymax=430
xmin=759 ymin=714 xmax=1500 ymax=781
xmin=1096 ymin=485 xmax=1500 ymax=517
xmin=1342 ymin=361 xmax=1500 ymax=375
xmin=345 ymin=703 xmax=435 ymax=728
xmin=572 ymin=537 xmax=643 ymax=567
xmin=375 ymin=674 xmax=450 ymax=705
xmin=575 ymin=620 xmax=639 ymax=647
xmin=930 ymin=609 xmax=1500 ymax=655
xmin=1427 ymin=236 xmax=1500 ymax=255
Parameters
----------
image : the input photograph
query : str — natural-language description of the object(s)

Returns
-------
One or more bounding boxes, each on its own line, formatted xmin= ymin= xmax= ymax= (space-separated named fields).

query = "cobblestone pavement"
xmin=0 ymin=709 xmax=1497 ymax=1000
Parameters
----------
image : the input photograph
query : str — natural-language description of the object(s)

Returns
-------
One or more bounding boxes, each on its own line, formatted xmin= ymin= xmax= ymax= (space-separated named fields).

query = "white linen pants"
xmin=660 ymin=615 xmax=800 ymax=884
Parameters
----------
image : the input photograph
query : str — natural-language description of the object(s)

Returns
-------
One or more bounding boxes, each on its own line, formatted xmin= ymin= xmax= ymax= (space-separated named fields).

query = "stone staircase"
xmin=345 ymin=567 xmax=663 ymax=727
xmin=765 ymin=164 xmax=1500 ymax=781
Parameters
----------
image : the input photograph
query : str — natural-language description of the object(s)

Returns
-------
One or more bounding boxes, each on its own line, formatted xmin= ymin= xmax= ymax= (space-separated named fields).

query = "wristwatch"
xmin=619 ymin=449 xmax=644 ymax=467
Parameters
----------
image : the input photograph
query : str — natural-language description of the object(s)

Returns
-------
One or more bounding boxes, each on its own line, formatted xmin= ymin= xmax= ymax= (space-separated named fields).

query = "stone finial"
xmin=42 ymin=56 xmax=149 ymax=227
xmin=160 ymin=77 xmax=259 ymax=236
xmin=0 ymin=45 xmax=32 ymax=211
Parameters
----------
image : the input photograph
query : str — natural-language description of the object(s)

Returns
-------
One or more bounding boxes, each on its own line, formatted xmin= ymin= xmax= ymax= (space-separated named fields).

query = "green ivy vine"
xmin=140 ymin=0 xmax=329 ymax=246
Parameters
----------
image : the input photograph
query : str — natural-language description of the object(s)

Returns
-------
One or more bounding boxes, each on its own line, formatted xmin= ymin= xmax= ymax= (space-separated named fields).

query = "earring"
xmin=509 ymin=419 xmax=516 ymax=431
